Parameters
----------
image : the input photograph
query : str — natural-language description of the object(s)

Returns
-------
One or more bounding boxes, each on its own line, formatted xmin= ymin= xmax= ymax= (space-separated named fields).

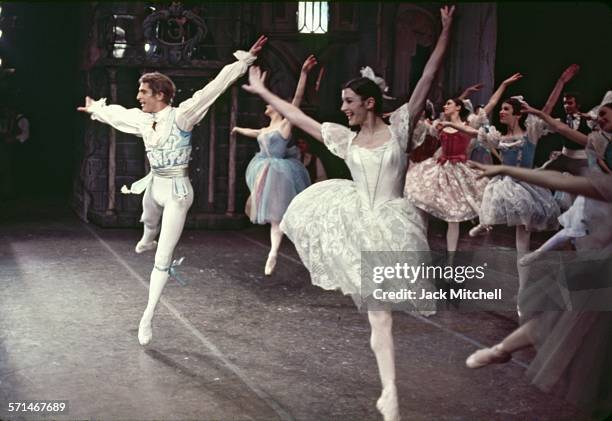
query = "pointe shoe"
xmin=264 ymin=254 xmax=277 ymax=276
xmin=466 ymin=344 xmax=511 ymax=369
xmin=376 ymin=387 xmax=400 ymax=421
xmin=138 ymin=319 xmax=153 ymax=346
xmin=469 ymin=224 xmax=491 ymax=237
xmin=135 ymin=240 xmax=157 ymax=254
xmin=519 ymin=249 xmax=542 ymax=266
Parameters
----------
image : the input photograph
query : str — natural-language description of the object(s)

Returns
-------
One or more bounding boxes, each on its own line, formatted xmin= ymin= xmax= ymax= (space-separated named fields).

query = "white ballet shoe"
xmin=519 ymin=249 xmax=543 ymax=266
xmin=264 ymin=253 xmax=277 ymax=276
xmin=466 ymin=344 xmax=511 ymax=369
xmin=138 ymin=318 xmax=153 ymax=346
xmin=376 ymin=386 xmax=400 ymax=421
xmin=135 ymin=240 xmax=157 ymax=254
xmin=469 ymin=224 xmax=492 ymax=237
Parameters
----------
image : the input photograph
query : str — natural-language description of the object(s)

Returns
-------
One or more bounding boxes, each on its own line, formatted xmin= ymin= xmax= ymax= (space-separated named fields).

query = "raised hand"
xmin=77 ymin=96 xmax=95 ymax=113
xmin=559 ymin=63 xmax=580 ymax=83
xmin=242 ymin=66 xmax=268 ymax=95
xmin=465 ymin=83 xmax=484 ymax=94
xmin=520 ymin=101 xmax=539 ymax=115
xmin=248 ymin=35 xmax=268 ymax=56
xmin=502 ymin=73 xmax=523 ymax=86
xmin=440 ymin=5 xmax=455 ymax=28
xmin=301 ymin=54 xmax=318 ymax=74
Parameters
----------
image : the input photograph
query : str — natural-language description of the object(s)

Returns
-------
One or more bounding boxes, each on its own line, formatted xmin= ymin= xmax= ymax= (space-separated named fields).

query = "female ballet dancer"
xmin=78 ymin=36 xmax=267 ymax=345
xmin=465 ymin=128 xmax=612 ymax=417
xmin=518 ymin=98 xmax=612 ymax=266
xmin=232 ymin=55 xmax=317 ymax=275
xmin=242 ymin=7 xmax=455 ymax=420
xmin=442 ymin=97 xmax=560 ymax=308
xmin=403 ymin=98 xmax=489 ymax=256
xmin=402 ymin=72 xmax=522 ymax=255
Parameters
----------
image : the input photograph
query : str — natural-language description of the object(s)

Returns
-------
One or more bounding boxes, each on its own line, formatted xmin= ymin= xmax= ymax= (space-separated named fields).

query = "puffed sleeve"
xmin=467 ymin=108 xmax=489 ymax=129
xmin=321 ymin=122 xmax=356 ymax=160
xmin=477 ymin=125 xmax=503 ymax=148
xmin=389 ymin=103 xmax=412 ymax=151
xmin=525 ymin=114 xmax=551 ymax=144
xmin=411 ymin=119 xmax=439 ymax=150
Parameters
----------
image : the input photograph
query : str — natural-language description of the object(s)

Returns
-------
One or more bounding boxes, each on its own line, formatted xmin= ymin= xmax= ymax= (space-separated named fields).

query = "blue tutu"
xmin=245 ymin=130 xmax=311 ymax=224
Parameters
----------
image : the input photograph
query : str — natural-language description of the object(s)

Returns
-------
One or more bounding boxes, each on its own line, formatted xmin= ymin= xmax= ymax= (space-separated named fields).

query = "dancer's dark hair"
xmin=343 ymin=77 xmax=383 ymax=115
xmin=139 ymin=72 xmax=176 ymax=104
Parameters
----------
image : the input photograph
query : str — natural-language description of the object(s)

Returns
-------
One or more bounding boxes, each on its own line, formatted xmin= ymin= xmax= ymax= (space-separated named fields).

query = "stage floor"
xmin=0 ymin=200 xmax=584 ymax=420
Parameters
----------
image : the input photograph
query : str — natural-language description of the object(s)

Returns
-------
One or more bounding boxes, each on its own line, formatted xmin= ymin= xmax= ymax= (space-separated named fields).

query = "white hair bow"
xmin=510 ymin=95 xmax=525 ymax=103
xmin=462 ymin=99 xmax=474 ymax=114
xmin=360 ymin=66 xmax=395 ymax=100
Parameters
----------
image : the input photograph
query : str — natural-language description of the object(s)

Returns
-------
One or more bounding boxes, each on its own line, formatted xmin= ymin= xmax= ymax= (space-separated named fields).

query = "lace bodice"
xmin=321 ymin=104 xmax=411 ymax=208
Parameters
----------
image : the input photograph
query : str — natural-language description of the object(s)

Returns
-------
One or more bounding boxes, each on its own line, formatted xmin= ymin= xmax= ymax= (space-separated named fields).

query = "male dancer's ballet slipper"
xmin=469 ymin=224 xmax=492 ymax=237
xmin=138 ymin=319 xmax=153 ymax=346
xmin=135 ymin=240 xmax=158 ymax=254
xmin=264 ymin=253 xmax=277 ymax=276
xmin=376 ymin=386 xmax=400 ymax=421
xmin=465 ymin=344 xmax=511 ymax=369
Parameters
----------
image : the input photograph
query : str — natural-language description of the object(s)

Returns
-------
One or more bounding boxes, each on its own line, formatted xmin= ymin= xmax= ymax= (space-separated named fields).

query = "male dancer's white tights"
xmin=136 ymin=176 xmax=193 ymax=345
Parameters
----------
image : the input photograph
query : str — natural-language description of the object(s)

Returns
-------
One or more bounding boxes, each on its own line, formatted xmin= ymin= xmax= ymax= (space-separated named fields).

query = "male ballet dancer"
xmin=78 ymin=35 xmax=267 ymax=345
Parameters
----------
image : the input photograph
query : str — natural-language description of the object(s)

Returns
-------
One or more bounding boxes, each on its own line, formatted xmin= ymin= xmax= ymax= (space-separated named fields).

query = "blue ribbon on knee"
xmin=156 ymin=257 xmax=188 ymax=286
xmin=169 ymin=256 xmax=188 ymax=286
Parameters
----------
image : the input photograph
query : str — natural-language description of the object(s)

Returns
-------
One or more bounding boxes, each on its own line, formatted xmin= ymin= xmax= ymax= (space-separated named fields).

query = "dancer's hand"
xmin=468 ymin=160 xmax=502 ymax=178
xmin=502 ymin=72 xmax=523 ymax=86
xmin=520 ymin=101 xmax=540 ymax=115
xmin=77 ymin=96 xmax=94 ymax=113
xmin=464 ymin=83 xmax=483 ymax=95
xmin=301 ymin=54 xmax=318 ymax=74
xmin=560 ymin=63 xmax=580 ymax=83
xmin=249 ymin=35 xmax=268 ymax=56
xmin=440 ymin=5 xmax=455 ymax=28
xmin=242 ymin=66 xmax=268 ymax=95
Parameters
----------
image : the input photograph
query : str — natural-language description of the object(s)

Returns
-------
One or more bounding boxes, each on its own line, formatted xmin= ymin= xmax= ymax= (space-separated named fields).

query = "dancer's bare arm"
xmin=407 ymin=6 xmax=455 ymax=119
xmin=291 ymin=55 xmax=318 ymax=107
xmin=482 ymin=73 xmax=522 ymax=116
xmin=458 ymin=83 xmax=483 ymax=101
xmin=469 ymin=161 xmax=603 ymax=200
xmin=541 ymin=64 xmax=580 ymax=115
xmin=521 ymin=102 xmax=588 ymax=146
xmin=243 ymin=67 xmax=323 ymax=142
xmin=231 ymin=127 xmax=261 ymax=138
xmin=437 ymin=120 xmax=479 ymax=136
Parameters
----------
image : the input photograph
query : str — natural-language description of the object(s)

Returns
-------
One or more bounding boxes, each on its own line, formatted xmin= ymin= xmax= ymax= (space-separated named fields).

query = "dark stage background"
xmin=0 ymin=2 xmax=610 ymax=200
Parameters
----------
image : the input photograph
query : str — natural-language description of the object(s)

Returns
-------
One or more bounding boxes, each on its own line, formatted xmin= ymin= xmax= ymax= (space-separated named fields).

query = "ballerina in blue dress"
xmin=232 ymin=55 xmax=317 ymax=275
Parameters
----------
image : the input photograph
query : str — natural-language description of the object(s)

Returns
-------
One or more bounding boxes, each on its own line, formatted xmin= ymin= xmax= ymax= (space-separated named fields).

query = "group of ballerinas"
xmin=81 ymin=4 xmax=611 ymax=419
xmin=235 ymin=6 xmax=611 ymax=419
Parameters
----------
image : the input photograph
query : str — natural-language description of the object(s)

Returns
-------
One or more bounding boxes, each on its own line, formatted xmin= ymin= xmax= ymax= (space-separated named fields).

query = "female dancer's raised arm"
xmin=407 ymin=5 xmax=455 ymax=119
xmin=243 ymin=66 xmax=323 ymax=141
xmin=291 ymin=55 xmax=318 ymax=107
xmin=482 ymin=73 xmax=523 ymax=116
xmin=521 ymin=102 xmax=588 ymax=146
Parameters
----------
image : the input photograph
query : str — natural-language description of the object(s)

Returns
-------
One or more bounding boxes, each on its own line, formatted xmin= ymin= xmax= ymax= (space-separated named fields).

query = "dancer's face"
xmin=341 ymin=88 xmax=369 ymax=126
xmin=136 ymin=83 xmax=166 ymax=113
xmin=597 ymin=106 xmax=612 ymax=132
xmin=499 ymin=102 xmax=518 ymax=126
xmin=442 ymin=99 xmax=460 ymax=117
xmin=563 ymin=96 xmax=579 ymax=115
